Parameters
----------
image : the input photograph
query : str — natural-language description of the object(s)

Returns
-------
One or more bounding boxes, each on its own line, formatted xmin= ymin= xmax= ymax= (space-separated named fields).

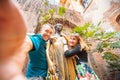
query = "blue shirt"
xmin=26 ymin=34 xmax=48 ymax=78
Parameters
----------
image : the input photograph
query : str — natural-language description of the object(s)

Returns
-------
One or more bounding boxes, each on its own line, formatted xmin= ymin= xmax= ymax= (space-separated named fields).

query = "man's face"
xmin=41 ymin=26 xmax=53 ymax=41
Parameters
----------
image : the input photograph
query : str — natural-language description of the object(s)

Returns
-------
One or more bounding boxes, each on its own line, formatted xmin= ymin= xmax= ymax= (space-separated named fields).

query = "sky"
xmin=48 ymin=0 xmax=60 ymax=5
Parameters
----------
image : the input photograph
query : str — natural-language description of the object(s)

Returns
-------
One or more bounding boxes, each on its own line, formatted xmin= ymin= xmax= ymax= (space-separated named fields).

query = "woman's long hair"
xmin=70 ymin=33 xmax=89 ymax=51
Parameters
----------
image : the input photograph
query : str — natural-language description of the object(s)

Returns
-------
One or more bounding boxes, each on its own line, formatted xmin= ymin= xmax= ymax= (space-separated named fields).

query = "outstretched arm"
xmin=0 ymin=0 xmax=27 ymax=56
xmin=64 ymin=44 xmax=81 ymax=57
xmin=0 ymin=0 xmax=31 ymax=80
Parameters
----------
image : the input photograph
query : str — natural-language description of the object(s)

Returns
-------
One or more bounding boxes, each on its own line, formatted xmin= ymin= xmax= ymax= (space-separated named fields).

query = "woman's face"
xmin=68 ymin=36 xmax=78 ymax=47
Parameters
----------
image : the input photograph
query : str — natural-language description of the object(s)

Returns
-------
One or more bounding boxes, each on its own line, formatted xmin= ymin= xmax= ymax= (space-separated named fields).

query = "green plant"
xmin=103 ymin=52 xmax=120 ymax=71
xmin=59 ymin=6 xmax=66 ymax=16
xmin=40 ymin=1 xmax=66 ymax=25
xmin=72 ymin=22 xmax=101 ymax=39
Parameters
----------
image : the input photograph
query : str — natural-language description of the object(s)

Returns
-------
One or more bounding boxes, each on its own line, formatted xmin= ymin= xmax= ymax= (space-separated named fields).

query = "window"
xmin=82 ymin=0 xmax=92 ymax=8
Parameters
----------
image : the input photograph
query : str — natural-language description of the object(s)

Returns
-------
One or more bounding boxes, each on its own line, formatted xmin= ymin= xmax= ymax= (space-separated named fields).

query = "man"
xmin=0 ymin=0 xmax=54 ymax=80
xmin=26 ymin=24 xmax=54 ymax=80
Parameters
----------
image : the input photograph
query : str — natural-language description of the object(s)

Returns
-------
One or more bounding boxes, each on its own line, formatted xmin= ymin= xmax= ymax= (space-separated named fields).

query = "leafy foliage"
xmin=100 ymin=32 xmax=115 ymax=39
xmin=103 ymin=52 xmax=119 ymax=61
xmin=114 ymin=32 xmax=120 ymax=39
xmin=110 ymin=41 xmax=120 ymax=49
xmin=96 ymin=42 xmax=110 ymax=53
xmin=44 ymin=0 xmax=49 ymax=6
xmin=103 ymin=52 xmax=120 ymax=71
xmin=96 ymin=32 xmax=120 ymax=71
xmin=106 ymin=60 xmax=120 ymax=71
xmin=40 ymin=7 xmax=56 ymax=24
xmin=72 ymin=22 xmax=101 ymax=39
xmin=37 ymin=1 xmax=66 ymax=26
xmin=59 ymin=6 xmax=66 ymax=16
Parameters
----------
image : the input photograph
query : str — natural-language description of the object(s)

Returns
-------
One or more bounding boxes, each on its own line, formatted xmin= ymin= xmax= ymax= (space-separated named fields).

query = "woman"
xmin=64 ymin=33 xmax=99 ymax=80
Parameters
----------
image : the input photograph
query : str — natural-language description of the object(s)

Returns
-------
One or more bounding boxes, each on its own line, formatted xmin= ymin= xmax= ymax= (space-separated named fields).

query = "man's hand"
xmin=49 ymin=36 xmax=57 ymax=44
xmin=0 ymin=0 xmax=29 ymax=80
xmin=48 ymin=60 xmax=56 ymax=75
xmin=0 ymin=0 xmax=27 ymax=57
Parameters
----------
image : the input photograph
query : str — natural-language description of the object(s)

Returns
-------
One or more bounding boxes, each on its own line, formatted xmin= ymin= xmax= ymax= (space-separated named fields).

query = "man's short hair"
xmin=41 ymin=24 xmax=53 ymax=31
